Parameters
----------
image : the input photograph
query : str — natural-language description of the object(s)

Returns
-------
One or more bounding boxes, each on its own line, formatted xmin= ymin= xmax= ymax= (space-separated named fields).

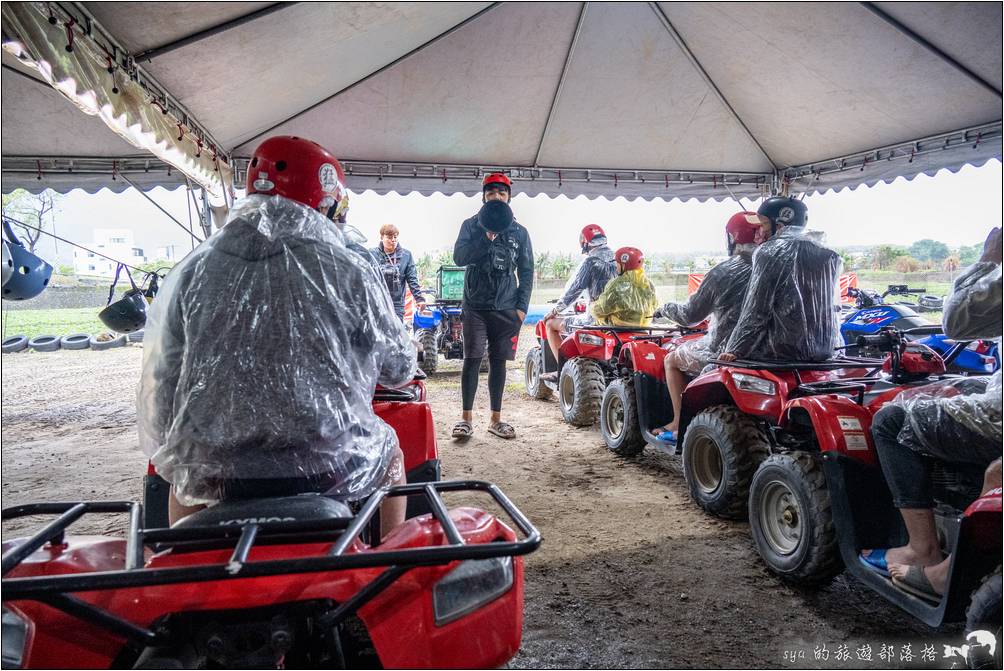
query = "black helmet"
xmin=478 ymin=200 xmax=514 ymax=233
xmin=1 ymin=240 xmax=12 ymax=288
xmin=98 ymin=264 xmax=147 ymax=333
xmin=2 ymin=220 xmax=53 ymax=301
xmin=757 ymin=196 xmax=807 ymax=232
xmin=99 ymin=288 xmax=147 ymax=333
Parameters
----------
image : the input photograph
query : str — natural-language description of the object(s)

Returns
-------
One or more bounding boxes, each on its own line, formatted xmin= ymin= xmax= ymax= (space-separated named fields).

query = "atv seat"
xmin=174 ymin=494 xmax=353 ymax=529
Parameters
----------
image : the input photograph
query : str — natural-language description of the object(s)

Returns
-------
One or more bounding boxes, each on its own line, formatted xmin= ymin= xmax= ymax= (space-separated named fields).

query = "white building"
xmin=72 ymin=229 xmax=146 ymax=278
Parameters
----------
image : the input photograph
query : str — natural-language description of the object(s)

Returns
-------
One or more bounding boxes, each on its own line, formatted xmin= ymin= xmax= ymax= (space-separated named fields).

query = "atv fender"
xmin=620 ymin=340 xmax=666 ymax=379
xmin=679 ymin=367 xmax=786 ymax=432
xmin=785 ymin=396 xmax=877 ymax=466
xmin=962 ymin=488 xmax=1003 ymax=555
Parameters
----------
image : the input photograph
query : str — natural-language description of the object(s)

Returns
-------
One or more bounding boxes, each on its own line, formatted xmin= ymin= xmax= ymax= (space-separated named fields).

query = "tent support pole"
xmin=533 ymin=2 xmax=588 ymax=168
xmin=648 ymin=2 xmax=778 ymax=171
xmin=860 ymin=2 xmax=1001 ymax=98
xmin=235 ymin=3 xmax=503 ymax=149
xmin=119 ymin=174 xmax=203 ymax=243
xmin=134 ymin=3 xmax=300 ymax=62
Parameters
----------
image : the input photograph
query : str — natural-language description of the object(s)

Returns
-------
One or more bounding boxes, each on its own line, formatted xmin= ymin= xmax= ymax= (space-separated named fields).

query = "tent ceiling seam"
xmin=532 ymin=2 xmax=588 ymax=168
xmin=648 ymin=2 xmax=779 ymax=171
xmin=134 ymin=2 xmax=299 ymax=62
xmin=860 ymin=2 xmax=1002 ymax=99
xmin=234 ymin=2 xmax=503 ymax=150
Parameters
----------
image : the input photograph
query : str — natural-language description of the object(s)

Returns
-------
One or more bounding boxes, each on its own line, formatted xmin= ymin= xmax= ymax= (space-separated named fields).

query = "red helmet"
xmin=482 ymin=172 xmax=512 ymax=194
xmin=726 ymin=211 xmax=762 ymax=246
xmin=615 ymin=246 xmax=644 ymax=272
xmin=246 ymin=136 xmax=348 ymax=218
xmin=580 ymin=224 xmax=606 ymax=246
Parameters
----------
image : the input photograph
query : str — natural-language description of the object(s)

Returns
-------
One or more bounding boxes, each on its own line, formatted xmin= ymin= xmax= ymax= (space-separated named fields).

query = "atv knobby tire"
xmin=600 ymin=378 xmax=644 ymax=456
xmin=681 ymin=405 xmax=768 ymax=519
xmin=559 ymin=357 xmax=605 ymax=426
xmin=524 ymin=346 xmax=552 ymax=400
xmin=749 ymin=452 xmax=842 ymax=585
xmin=417 ymin=329 xmax=438 ymax=374
xmin=966 ymin=568 xmax=1002 ymax=670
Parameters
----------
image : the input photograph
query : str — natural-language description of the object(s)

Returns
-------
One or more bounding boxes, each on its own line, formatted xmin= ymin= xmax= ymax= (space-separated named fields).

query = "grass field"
xmin=2 ymin=307 xmax=109 ymax=340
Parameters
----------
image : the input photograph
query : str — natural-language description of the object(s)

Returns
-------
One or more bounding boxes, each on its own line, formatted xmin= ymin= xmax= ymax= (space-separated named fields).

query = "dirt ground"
xmin=1 ymin=332 xmax=964 ymax=669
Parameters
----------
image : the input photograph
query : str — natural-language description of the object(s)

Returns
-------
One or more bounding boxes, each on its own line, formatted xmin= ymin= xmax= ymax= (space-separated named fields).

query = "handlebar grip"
xmin=908 ymin=287 xmax=927 ymax=293
xmin=856 ymin=333 xmax=890 ymax=348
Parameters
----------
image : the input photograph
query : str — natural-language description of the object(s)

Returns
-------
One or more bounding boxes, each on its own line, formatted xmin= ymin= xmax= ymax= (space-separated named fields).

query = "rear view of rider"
xmin=138 ymin=136 xmax=416 ymax=534
xmin=650 ymin=212 xmax=762 ymax=443
xmin=720 ymin=196 xmax=842 ymax=362
xmin=590 ymin=247 xmax=658 ymax=327
xmin=540 ymin=224 xmax=617 ymax=381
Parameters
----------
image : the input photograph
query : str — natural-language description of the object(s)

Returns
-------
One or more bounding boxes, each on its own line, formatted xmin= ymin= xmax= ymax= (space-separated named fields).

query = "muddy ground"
xmin=1 ymin=332 xmax=964 ymax=669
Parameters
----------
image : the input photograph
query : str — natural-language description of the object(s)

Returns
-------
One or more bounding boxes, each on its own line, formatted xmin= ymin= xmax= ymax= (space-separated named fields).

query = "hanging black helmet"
xmin=98 ymin=264 xmax=147 ymax=333
xmin=478 ymin=200 xmax=514 ymax=233
xmin=757 ymin=196 xmax=807 ymax=233
xmin=2 ymin=220 xmax=53 ymax=301
xmin=99 ymin=288 xmax=147 ymax=333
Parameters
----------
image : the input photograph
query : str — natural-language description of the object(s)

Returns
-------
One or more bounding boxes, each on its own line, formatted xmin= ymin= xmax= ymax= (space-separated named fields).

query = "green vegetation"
xmin=2 ymin=307 xmax=108 ymax=339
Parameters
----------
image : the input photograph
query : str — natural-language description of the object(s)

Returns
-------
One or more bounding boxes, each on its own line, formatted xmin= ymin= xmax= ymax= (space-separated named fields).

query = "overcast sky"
xmin=24 ymin=160 xmax=1003 ymax=267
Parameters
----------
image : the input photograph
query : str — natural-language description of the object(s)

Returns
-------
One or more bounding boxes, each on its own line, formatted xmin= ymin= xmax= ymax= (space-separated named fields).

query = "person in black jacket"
xmin=371 ymin=223 xmax=425 ymax=322
xmin=451 ymin=173 xmax=534 ymax=439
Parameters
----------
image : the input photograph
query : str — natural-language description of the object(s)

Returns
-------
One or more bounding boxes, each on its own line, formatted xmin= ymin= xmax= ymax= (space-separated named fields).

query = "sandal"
xmin=487 ymin=421 xmax=516 ymax=439
xmin=892 ymin=564 xmax=942 ymax=604
xmin=858 ymin=549 xmax=891 ymax=577
xmin=451 ymin=421 xmax=473 ymax=439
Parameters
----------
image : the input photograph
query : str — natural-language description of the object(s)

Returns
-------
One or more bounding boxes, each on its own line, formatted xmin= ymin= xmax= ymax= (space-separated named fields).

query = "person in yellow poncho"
xmin=590 ymin=246 xmax=659 ymax=326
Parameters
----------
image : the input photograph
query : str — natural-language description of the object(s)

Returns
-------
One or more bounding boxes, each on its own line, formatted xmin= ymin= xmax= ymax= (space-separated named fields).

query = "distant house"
xmin=72 ymin=229 xmax=146 ymax=278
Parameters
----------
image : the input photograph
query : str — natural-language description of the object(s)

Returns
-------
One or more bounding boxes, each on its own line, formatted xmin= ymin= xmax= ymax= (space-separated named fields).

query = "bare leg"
xmin=545 ymin=318 xmax=563 ymax=369
xmin=379 ymin=448 xmax=407 ymax=540
xmin=876 ymin=508 xmax=942 ymax=567
xmin=890 ymin=458 xmax=1004 ymax=594
xmin=168 ymin=488 xmax=205 ymax=526
xmin=652 ymin=350 xmax=685 ymax=435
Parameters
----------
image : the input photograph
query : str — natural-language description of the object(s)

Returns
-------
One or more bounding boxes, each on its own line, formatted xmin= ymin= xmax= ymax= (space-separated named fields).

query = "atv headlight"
xmin=578 ymin=333 xmax=604 ymax=346
xmin=732 ymin=373 xmax=776 ymax=396
xmin=2 ymin=606 xmax=28 ymax=669
xmin=432 ymin=556 xmax=514 ymax=626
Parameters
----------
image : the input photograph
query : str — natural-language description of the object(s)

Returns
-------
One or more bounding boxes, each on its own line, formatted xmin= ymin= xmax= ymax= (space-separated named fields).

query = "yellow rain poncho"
xmin=590 ymin=268 xmax=659 ymax=327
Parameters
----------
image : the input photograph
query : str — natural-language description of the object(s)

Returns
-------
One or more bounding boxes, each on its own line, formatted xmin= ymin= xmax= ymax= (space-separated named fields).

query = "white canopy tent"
xmin=2 ymin=1 xmax=1001 ymax=200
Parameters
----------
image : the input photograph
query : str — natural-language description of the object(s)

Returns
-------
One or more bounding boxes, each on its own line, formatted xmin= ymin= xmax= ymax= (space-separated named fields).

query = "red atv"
xmin=679 ymin=326 xmax=1001 ymax=637
xmin=524 ymin=314 xmax=684 ymax=427
xmin=2 ymin=369 xmax=541 ymax=669
xmin=597 ymin=326 xmax=705 ymax=456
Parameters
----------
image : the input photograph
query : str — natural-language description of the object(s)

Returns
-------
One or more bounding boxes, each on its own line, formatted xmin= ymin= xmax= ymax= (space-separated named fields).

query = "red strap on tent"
xmin=972 ymin=132 xmax=982 ymax=150
xmin=176 ymin=123 xmax=185 ymax=141
xmin=36 ymin=160 xmax=43 ymax=181
xmin=112 ymin=161 xmax=118 ymax=181
xmin=63 ymin=17 xmax=76 ymax=52
xmin=558 ymin=170 xmax=562 ymax=187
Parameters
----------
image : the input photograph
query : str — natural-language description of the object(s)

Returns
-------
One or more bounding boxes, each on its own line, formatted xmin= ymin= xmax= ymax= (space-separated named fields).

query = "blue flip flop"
xmin=654 ymin=430 xmax=678 ymax=445
xmin=858 ymin=549 xmax=890 ymax=577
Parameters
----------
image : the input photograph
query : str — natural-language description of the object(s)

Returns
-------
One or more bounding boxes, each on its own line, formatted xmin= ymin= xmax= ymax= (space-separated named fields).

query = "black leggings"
xmin=462 ymin=357 xmax=507 ymax=413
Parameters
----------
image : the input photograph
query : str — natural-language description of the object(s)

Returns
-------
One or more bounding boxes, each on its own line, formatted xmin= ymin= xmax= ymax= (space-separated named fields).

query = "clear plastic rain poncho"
xmin=554 ymin=245 xmax=618 ymax=313
xmin=138 ymin=194 xmax=417 ymax=506
xmin=724 ymin=226 xmax=843 ymax=361
xmin=891 ymin=261 xmax=1003 ymax=452
xmin=590 ymin=268 xmax=659 ymax=327
xmin=659 ymin=252 xmax=753 ymax=373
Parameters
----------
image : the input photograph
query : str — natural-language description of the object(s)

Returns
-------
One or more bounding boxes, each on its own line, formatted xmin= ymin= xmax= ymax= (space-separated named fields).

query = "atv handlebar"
xmin=882 ymin=284 xmax=927 ymax=300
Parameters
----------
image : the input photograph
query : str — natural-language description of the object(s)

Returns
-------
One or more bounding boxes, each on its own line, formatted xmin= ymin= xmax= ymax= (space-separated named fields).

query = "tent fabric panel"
xmin=1 ymin=57 xmax=140 ymax=157
xmin=659 ymin=2 xmax=1002 ymax=168
xmin=872 ymin=1 xmax=1003 ymax=92
xmin=2 ymin=168 xmax=188 ymax=195
xmin=81 ymin=2 xmax=275 ymax=55
xmin=535 ymin=1 xmax=773 ymax=173
xmin=230 ymin=2 xmax=581 ymax=164
xmin=148 ymin=2 xmax=490 ymax=150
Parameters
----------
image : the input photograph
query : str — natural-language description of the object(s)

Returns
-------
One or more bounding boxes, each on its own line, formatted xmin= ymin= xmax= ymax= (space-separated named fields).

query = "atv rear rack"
xmin=1 ymin=481 xmax=540 ymax=645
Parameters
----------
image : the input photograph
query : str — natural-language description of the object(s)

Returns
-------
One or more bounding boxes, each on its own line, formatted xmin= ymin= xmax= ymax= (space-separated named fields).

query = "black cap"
xmin=478 ymin=200 xmax=514 ymax=233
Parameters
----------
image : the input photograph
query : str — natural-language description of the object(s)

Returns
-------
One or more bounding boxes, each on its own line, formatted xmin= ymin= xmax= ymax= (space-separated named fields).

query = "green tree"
xmin=416 ymin=253 xmax=436 ymax=284
xmin=552 ymin=253 xmax=574 ymax=280
xmin=137 ymin=259 xmax=177 ymax=274
xmin=436 ymin=250 xmax=455 ymax=268
xmin=534 ymin=251 xmax=552 ymax=280
xmin=958 ymin=243 xmax=982 ymax=265
xmin=2 ymin=189 xmax=59 ymax=253
xmin=908 ymin=239 xmax=950 ymax=263
xmin=893 ymin=255 xmax=922 ymax=273
xmin=868 ymin=245 xmax=907 ymax=270
xmin=837 ymin=249 xmax=856 ymax=271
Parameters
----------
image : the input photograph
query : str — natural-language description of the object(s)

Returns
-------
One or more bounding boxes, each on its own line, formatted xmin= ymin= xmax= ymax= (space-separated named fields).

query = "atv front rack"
xmin=707 ymin=355 xmax=884 ymax=371
xmin=1 ymin=481 xmax=540 ymax=645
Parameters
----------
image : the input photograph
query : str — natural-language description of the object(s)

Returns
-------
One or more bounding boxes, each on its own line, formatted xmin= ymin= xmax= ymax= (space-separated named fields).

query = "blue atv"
xmin=841 ymin=285 xmax=999 ymax=375
xmin=412 ymin=266 xmax=488 ymax=374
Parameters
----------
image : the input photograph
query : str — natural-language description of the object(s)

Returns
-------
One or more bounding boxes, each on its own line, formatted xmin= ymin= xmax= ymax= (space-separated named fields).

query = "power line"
xmin=2 ymin=215 xmax=148 ymax=275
